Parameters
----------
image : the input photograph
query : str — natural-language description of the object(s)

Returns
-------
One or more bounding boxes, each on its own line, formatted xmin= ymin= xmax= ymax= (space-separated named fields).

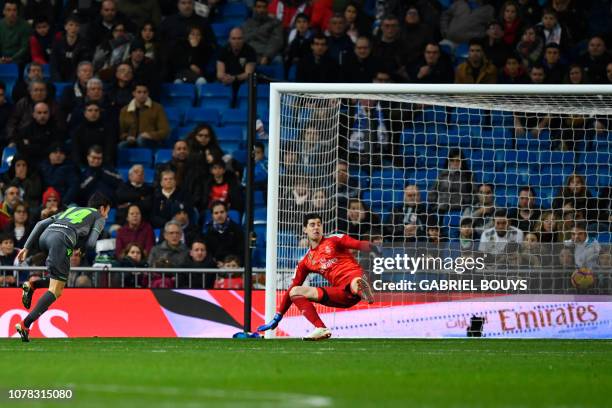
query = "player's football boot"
xmin=302 ymin=327 xmax=332 ymax=341
xmin=15 ymin=322 xmax=30 ymax=343
xmin=356 ymin=276 xmax=375 ymax=304
xmin=21 ymin=281 xmax=33 ymax=309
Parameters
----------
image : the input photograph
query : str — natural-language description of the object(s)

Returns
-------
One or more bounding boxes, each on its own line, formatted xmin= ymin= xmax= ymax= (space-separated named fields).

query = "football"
xmin=571 ymin=268 xmax=596 ymax=290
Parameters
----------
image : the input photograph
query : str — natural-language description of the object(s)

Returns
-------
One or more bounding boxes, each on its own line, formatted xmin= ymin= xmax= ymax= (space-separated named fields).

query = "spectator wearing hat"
xmin=119 ymin=82 xmax=170 ymax=149
xmin=171 ymin=207 xmax=199 ymax=247
xmin=39 ymin=143 xmax=80 ymax=206
xmin=50 ymin=14 xmax=91 ymax=82
xmin=71 ymin=101 xmax=116 ymax=167
xmin=126 ymin=39 xmax=159 ymax=98
xmin=0 ymin=1 xmax=32 ymax=65
xmin=40 ymin=186 xmax=61 ymax=220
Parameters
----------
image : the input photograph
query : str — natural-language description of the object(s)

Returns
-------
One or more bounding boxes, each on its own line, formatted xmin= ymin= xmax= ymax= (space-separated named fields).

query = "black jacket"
xmin=71 ymin=118 xmax=117 ymax=167
xmin=203 ymin=220 xmax=244 ymax=263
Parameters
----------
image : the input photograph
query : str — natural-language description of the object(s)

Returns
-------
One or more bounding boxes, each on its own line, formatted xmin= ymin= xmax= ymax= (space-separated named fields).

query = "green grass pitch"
xmin=0 ymin=338 xmax=610 ymax=408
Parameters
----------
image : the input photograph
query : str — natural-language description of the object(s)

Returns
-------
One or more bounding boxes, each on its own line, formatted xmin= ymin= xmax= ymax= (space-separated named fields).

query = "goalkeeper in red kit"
xmin=258 ymin=213 xmax=380 ymax=340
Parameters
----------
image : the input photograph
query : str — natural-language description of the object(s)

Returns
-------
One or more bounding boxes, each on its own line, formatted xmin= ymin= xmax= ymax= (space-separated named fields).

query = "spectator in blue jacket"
xmin=243 ymin=141 xmax=267 ymax=193
xmin=38 ymin=143 xmax=80 ymax=206
xmin=78 ymin=144 xmax=122 ymax=205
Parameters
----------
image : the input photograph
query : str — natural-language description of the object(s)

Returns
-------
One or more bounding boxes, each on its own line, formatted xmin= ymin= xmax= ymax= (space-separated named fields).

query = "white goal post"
xmin=265 ymin=83 xmax=612 ymax=338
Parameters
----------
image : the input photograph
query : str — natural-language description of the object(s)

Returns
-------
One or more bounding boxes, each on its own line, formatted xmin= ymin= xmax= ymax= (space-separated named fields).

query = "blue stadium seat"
xmin=154 ymin=149 xmax=172 ymax=165
xmin=228 ymin=209 xmax=241 ymax=224
xmin=218 ymin=140 xmax=242 ymax=153
xmin=254 ymin=190 xmax=265 ymax=206
xmin=0 ymin=64 xmax=18 ymax=83
xmin=538 ymin=151 xmax=575 ymax=165
xmin=54 ymin=82 xmax=72 ymax=101
xmin=287 ymin=64 xmax=297 ymax=81
xmin=222 ymin=2 xmax=248 ymax=18
xmin=216 ymin=125 xmax=244 ymax=140
xmin=467 ymin=148 xmax=495 ymax=173
xmin=220 ymin=107 xmax=248 ymax=126
xmin=253 ymin=222 xmax=266 ymax=247
xmin=363 ymin=189 xmax=403 ymax=212
xmin=118 ymin=148 xmax=153 ymax=167
xmin=170 ymin=125 xmax=193 ymax=142
xmin=444 ymin=211 xmax=462 ymax=239
xmin=1 ymin=146 xmax=16 ymax=169
xmin=106 ymin=208 xmax=116 ymax=224
xmin=449 ymin=108 xmax=486 ymax=125
xmin=118 ymin=167 xmax=154 ymax=183
xmin=184 ymin=107 xmax=219 ymax=126
xmin=212 ymin=22 xmax=232 ymax=45
xmin=164 ymin=107 xmax=184 ymax=127
xmin=454 ymin=43 xmax=470 ymax=61
xmin=257 ymin=63 xmax=283 ymax=80
xmin=490 ymin=110 xmax=514 ymax=127
xmin=422 ymin=106 xmax=446 ymax=123
xmin=161 ymin=83 xmax=195 ymax=108
xmin=41 ymin=64 xmax=51 ymax=79
xmin=197 ymin=83 xmax=232 ymax=109
xmin=237 ymin=83 xmax=270 ymax=107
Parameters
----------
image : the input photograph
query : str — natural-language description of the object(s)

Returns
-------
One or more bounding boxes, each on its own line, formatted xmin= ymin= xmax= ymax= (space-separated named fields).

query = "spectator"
xmin=243 ymin=0 xmax=284 ymax=66
xmin=29 ymin=15 xmax=55 ymax=64
xmin=498 ymin=54 xmax=529 ymax=83
xmin=214 ymin=254 xmax=243 ymax=289
xmin=170 ymin=25 xmax=213 ymax=85
xmin=568 ymin=221 xmax=600 ymax=271
xmin=203 ymin=201 xmax=244 ymax=263
xmin=92 ymin=22 xmax=134 ymax=77
xmin=172 ymin=206 xmax=199 ymax=246
xmin=284 ymin=13 xmax=313 ymax=77
xmin=483 ymin=20 xmax=513 ymax=69
xmin=116 ymin=164 xmax=153 ymax=224
xmin=0 ymin=184 xmax=20 ymax=217
xmin=7 ymin=80 xmax=63 ymax=145
xmin=390 ymin=184 xmax=428 ymax=242
xmin=150 ymin=169 xmax=194 ymax=229
xmin=325 ymin=13 xmax=354 ymax=66
xmin=332 ymin=160 xmax=360 ymax=207
xmin=155 ymin=140 xmax=191 ymax=189
xmin=0 ymin=233 xmax=17 ymax=286
xmin=126 ymin=40 xmax=159 ymax=97
xmin=119 ymin=82 xmax=170 ymax=148
xmin=108 ymin=63 xmax=134 ymax=110
xmin=564 ymin=64 xmax=588 ymax=84
xmin=0 ymin=155 xmax=41 ymax=211
xmin=425 ymin=215 xmax=448 ymax=245
xmin=296 ymin=33 xmax=339 ymax=83
xmin=500 ymin=2 xmax=523 ymax=46
xmin=0 ymin=1 xmax=31 ymax=65
xmin=309 ymin=0 xmax=333 ymax=32
xmin=513 ymin=92 xmax=550 ymax=137
xmin=338 ymin=198 xmax=380 ymax=240
xmin=201 ymin=159 xmax=243 ymax=213
xmin=542 ymin=43 xmax=565 ymax=84
xmin=248 ymin=141 xmax=268 ymax=193
xmin=516 ymin=25 xmax=543 ymax=68
xmin=440 ymin=0 xmax=494 ymax=45
xmin=551 ymin=0 xmax=586 ymax=45
xmin=268 ymin=0 xmax=311 ymax=31
xmin=517 ymin=0 xmax=541 ymax=26
xmin=411 ymin=42 xmax=454 ymax=84
xmin=579 ymin=35 xmax=612 ymax=84
xmin=429 ymin=148 xmax=473 ymax=213
xmin=459 ymin=218 xmax=477 ymax=254
xmin=71 ymin=101 xmax=116 ymax=167
xmin=343 ymin=1 xmax=371 ymax=42
xmin=160 ymin=0 xmax=216 ymax=53
xmin=508 ymin=186 xmax=541 ymax=233
xmin=371 ymin=15 xmax=405 ymax=80
xmin=553 ymin=174 xmax=598 ymax=223
xmin=342 ymin=36 xmax=380 ymax=83
xmin=455 ymin=38 xmax=497 ymax=84
xmin=148 ymin=220 xmax=190 ymax=268
xmin=117 ymin=242 xmax=149 ymax=288
xmin=400 ymin=6 xmax=434 ymax=68
xmin=519 ymin=232 xmax=542 ymax=267
xmin=14 ymin=102 xmax=61 ymax=164
xmin=557 ymin=246 xmax=574 ymax=269
xmin=138 ymin=21 xmax=161 ymax=63
xmin=216 ymin=27 xmax=256 ymax=106
xmin=39 ymin=186 xmax=61 ymax=220
xmin=461 ymin=183 xmax=496 ymax=237
xmin=309 ymin=188 xmax=334 ymax=226
xmin=117 ymin=0 xmax=161 ymax=29
xmin=478 ymin=209 xmax=524 ymax=256
xmin=38 ymin=143 xmax=79 ymax=206
xmin=115 ymin=203 xmax=155 ymax=259
xmin=12 ymin=62 xmax=52 ymax=103
xmin=185 ymin=123 xmax=223 ymax=162
xmin=185 ymin=238 xmax=217 ymax=288
xmin=8 ymin=201 xmax=32 ymax=248
xmin=78 ymin=145 xmax=122 ymax=205
xmin=23 ymin=0 xmax=59 ymax=29
xmin=85 ymin=0 xmax=135 ymax=50
xmin=59 ymin=61 xmax=93 ymax=117
xmin=50 ymin=14 xmax=91 ymax=82
xmin=535 ymin=8 xmax=570 ymax=51
xmin=0 ymin=82 xmax=12 ymax=148
xmin=279 ymin=175 xmax=310 ymax=227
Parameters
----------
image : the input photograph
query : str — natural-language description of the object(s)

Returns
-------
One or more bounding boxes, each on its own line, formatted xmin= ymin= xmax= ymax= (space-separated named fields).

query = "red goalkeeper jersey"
xmin=277 ymin=234 xmax=371 ymax=315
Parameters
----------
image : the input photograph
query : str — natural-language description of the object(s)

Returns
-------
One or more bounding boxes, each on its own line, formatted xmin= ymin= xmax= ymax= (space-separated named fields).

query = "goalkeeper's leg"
xmin=289 ymin=286 xmax=326 ymax=328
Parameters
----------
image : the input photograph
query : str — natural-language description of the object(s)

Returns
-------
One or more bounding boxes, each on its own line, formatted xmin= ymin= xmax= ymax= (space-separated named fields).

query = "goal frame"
xmin=265 ymin=83 xmax=612 ymax=338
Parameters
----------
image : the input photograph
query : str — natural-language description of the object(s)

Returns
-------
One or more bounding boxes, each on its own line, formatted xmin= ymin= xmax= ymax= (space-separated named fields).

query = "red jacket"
xmin=115 ymin=221 xmax=155 ymax=258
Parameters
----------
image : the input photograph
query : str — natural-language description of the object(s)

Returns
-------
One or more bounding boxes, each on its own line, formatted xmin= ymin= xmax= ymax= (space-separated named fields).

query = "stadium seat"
xmin=164 ymin=107 xmax=184 ymax=127
xmin=184 ymin=107 xmax=219 ymax=126
xmin=256 ymin=63 xmax=283 ymax=80
xmin=170 ymin=126 xmax=193 ymax=143
xmin=0 ymin=64 xmax=18 ymax=83
xmin=490 ymin=110 xmax=514 ymax=127
xmin=218 ymin=140 xmax=242 ymax=153
xmin=254 ymin=207 xmax=266 ymax=223
xmin=118 ymin=148 xmax=153 ymax=167
xmin=154 ymin=149 xmax=172 ymax=165
xmin=197 ymin=83 xmax=232 ymax=109
xmin=216 ymin=125 xmax=244 ymax=140
xmin=161 ymin=83 xmax=195 ymax=108
xmin=41 ymin=64 xmax=51 ymax=79
xmin=444 ymin=211 xmax=462 ymax=239
xmin=211 ymin=22 xmax=232 ymax=45
xmin=449 ymin=108 xmax=486 ymax=125
xmin=228 ymin=209 xmax=241 ymax=225
xmin=254 ymin=190 xmax=265 ymax=207
xmin=220 ymin=107 xmax=248 ymax=126
xmin=54 ymin=82 xmax=72 ymax=101
xmin=422 ymin=106 xmax=446 ymax=123
xmin=222 ymin=2 xmax=248 ymax=18
xmin=363 ymin=189 xmax=404 ymax=213
xmin=236 ymin=84 xmax=270 ymax=107
xmin=1 ymin=146 xmax=16 ymax=168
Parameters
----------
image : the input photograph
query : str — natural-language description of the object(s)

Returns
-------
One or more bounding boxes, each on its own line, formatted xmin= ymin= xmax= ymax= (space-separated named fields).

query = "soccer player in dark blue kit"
xmin=15 ymin=192 xmax=112 ymax=342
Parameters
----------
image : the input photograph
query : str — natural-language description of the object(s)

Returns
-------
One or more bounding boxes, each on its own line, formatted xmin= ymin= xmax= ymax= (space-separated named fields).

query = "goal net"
xmin=265 ymin=84 xmax=612 ymax=338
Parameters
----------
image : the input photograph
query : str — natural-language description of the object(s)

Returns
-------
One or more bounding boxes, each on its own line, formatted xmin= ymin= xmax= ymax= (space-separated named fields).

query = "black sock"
xmin=31 ymin=278 xmax=50 ymax=289
xmin=23 ymin=291 xmax=56 ymax=328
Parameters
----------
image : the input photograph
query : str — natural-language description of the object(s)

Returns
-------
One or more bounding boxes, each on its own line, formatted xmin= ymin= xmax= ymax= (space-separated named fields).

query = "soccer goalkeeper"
xmin=258 ymin=213 xmax=379 ymax=340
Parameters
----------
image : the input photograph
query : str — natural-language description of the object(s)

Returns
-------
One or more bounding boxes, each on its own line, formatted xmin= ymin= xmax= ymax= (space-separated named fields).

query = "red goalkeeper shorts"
xmin=316 ymin=285 xmax=360 ymax=308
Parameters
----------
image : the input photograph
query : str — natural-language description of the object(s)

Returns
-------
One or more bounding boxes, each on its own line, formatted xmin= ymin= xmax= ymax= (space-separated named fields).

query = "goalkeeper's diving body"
xmin=258 ymin=213 xmax=379 ymax=340
xmin=14 ymin=192 xmax=112 ymax=342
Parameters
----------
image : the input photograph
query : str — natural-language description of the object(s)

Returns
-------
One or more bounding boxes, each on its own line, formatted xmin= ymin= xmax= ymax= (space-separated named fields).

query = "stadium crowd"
xmin=0 ymin=0 xmax=609 ymax=290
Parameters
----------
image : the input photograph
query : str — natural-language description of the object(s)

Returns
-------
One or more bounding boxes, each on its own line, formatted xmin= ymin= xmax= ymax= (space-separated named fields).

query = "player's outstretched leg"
xmin=351 ymin=276 xmax=374 ymax=304
xmin=21 ymin=278 xmax=50 ymax=309
xmin=16 ymin=279 xmax=64 ymax=342
xmin=289 ymin=286 xmax=332 ymax=341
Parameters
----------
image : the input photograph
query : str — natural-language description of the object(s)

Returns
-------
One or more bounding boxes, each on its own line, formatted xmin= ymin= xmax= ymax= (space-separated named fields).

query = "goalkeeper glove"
xmin=257 ymin=313 xmax=282 ymax=332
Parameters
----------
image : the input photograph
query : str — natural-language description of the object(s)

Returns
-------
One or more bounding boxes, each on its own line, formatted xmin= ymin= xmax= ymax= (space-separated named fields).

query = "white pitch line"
xmin=66 ymin=383 xmax=332 ymax=407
